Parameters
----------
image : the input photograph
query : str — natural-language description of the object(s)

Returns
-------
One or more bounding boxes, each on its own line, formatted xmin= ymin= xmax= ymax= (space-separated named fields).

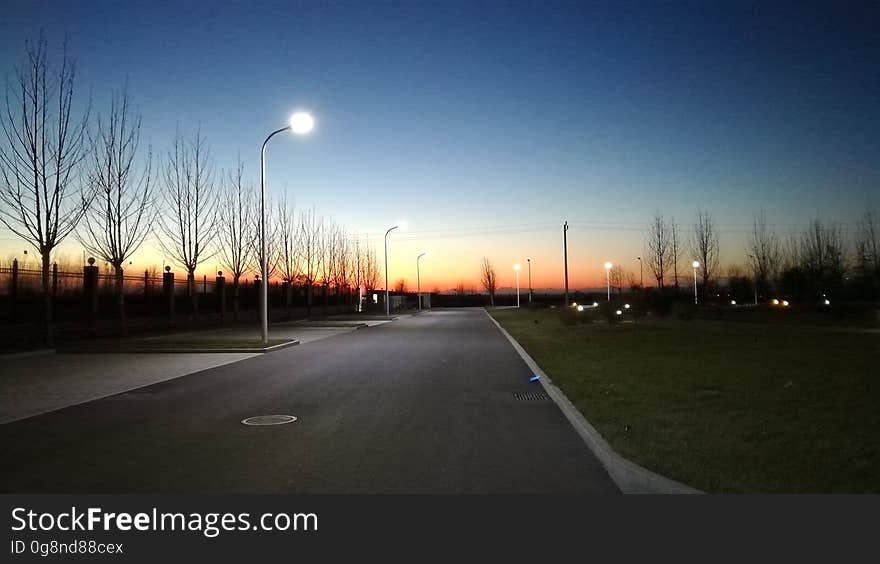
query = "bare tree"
xmin=670 ymin=218 xmax=681 ymax=290
xmin=692 ymin=209 xmax=720 ymax=296
xmin=333 ymin=227 xmax=351 ymax=309
xmin=155 ymin=126 xmax=218 ymax=318
xmin=855 ymin=208 xmax=879 ymax=276
xmin=799 ymin=219 xmax=846 ymax=292
xmin=480 ymin=257 xmax=497 ymax=306
xmin=609 ymin=265 xmax=628 ymax=296
xmin=645 ymin=211 xmax=671 ymax=288
xmin=747 ymin=210 xmax=781 ymax=298
xmin=218 ymin=157 xmax=255 ymax=320
xmin=394 ymin=278 xmax=408 ymax=293
xmin=362 ymin=242 xmax=380 ymax=292
xmin=79 ymin=84 xmax=153 ymax=335
xmin=0 ymin=36 xmax=92 ymax=345
xmin=275 ymin=193 xmax=299 ymax=316
xmin=298 ymin=208 xmax=322 ymax=317
xmin=318 ymin=219 xmax=337 ymax=313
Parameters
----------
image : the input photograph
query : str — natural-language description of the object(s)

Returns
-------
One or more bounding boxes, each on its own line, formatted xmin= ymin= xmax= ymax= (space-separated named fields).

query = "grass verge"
xmin=489 ymin=308 xmax=880 ymax=493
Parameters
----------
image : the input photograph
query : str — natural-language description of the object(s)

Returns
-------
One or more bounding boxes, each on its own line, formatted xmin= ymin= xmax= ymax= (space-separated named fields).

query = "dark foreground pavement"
xmin=0 ymin=309 xmax=617 ymax=493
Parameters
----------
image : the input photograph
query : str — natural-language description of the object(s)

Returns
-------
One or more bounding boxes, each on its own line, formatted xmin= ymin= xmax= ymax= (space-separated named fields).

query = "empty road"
xmin=0 ymin=309 xmax=617 ymax=493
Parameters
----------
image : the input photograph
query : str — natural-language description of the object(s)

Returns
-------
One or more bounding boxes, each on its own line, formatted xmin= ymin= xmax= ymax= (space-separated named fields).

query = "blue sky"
xmin=1 ymin=1 xmax=878 ymax=288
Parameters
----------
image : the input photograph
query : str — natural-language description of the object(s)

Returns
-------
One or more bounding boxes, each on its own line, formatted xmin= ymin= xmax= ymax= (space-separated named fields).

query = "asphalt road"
xmin=0 ymin=308 xmax=617 ymax=493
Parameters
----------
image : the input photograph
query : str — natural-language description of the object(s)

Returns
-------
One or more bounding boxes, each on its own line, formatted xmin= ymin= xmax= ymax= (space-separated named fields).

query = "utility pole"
xmin=526 ymin=258 xmax=532 ymax=303
xmin=563 ymin=221 xmax=569 ymax=306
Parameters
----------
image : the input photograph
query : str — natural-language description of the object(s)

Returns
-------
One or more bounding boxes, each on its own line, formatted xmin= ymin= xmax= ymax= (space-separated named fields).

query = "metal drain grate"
xmin=241 ymin=415 xmax=297 ymax=426
xmin=513 ymin=391 xmax=550 ymax=401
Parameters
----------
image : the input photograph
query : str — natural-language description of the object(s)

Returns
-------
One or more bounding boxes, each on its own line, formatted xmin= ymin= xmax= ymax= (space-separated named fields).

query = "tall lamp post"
xmin=526 ymin=258 xmax=532 ymax=304
xmin=635 ymin=256 xmax=643 ymax=287
xmin=384 ymin=221 xmax=405 ymax=316
xmin=259 ymin=111 xmax=314 ymax=344
xmin=604 ymin=261 xmax=613 ymax=301
xmin=692 ymin=260 xmax=700 ymax=305
xmin=513 ymin=263 xmax=521 ymax=308
xmin=417 ymin=251 xmax=428 ymax=310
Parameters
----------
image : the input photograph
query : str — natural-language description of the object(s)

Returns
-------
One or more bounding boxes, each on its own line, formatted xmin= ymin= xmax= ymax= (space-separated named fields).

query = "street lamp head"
xmin=692 ymin=260 xmax=701 ymax=268
xmin=289 ymin=112 xmax=315 ymax=135
xmin=604 ymin=261 xmax=613 ymax=270
xmin=396 ymin=220 xmax=407 ymax=231
xmin=513 ymin=263 xmax=521 ymax=271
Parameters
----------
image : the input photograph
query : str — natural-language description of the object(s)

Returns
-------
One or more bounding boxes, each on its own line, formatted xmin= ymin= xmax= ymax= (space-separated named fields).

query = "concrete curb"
xmin=0 ymin=348 xmax=56 ymax=360
xmin=484 ymin=310 xmax=702 ymax=494
xmin=57 ymin=340 xmax=300 ymax=354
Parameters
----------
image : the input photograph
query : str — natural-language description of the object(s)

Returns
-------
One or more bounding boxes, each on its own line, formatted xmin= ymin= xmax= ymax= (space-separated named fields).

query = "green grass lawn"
xmin=490 ymin=308 xmax=880 ymax=493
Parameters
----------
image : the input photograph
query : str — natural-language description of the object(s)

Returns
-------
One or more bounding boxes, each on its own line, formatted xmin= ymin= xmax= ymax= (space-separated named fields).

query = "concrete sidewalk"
xmin=0 ymin=322 xmax=375 ymax=424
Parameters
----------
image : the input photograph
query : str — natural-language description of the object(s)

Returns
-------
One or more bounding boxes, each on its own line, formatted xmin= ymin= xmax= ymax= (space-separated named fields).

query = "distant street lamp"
xmin=513 ymin=264 xmax=521 ymax=308
xmin=635 ymin=256 xmax=643 ymax=287
xmin=417 ymin=251 xmax=428 ymax=310
xmin=259 ymin=111 xmax=314 ymax=344
xmin=692 ymin=260 xmax=700 ymax=305
xmin=604 ymin=261 xmax=613 ymax=301
xmin=526 ymin=258 xmax=532 ymax=303
xmin=384 ymin=221 xmax=406 ymax=316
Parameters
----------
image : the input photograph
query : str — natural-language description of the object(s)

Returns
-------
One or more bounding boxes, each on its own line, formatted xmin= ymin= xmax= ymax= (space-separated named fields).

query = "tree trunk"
xmin=323 ymin=284 xmax=329 ymax=315
xmin=187 ymin=271 xmax=198 ymax=321
xmin=115 ymin=265 xmax=127 ymax=336
xmin=306 ymin=283 xmax=313 ymax=318
xmin=232 ymin=276 xmax=240 ymax=321
xmin=285 ymin=282 xmax=293 ymax=318
xmin=41 ymin=250 xmax=54 ymax=347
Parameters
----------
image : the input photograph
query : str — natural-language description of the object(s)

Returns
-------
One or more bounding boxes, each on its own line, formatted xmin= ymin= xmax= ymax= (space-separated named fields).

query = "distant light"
xmin=692 ymin=260 xmax=701 ymax=268
xmin=730 ymin=300 xmax=736 ymax=305
xmin=577 ymin=305 xmax=584 ymax=312
xmin=782 ymin=300 xmax=790 ymax=307
xmin=604 ymin=262 xmax=613 ymax=270
xmin=289 ymin=112 xmax=315 ymax=135
xmin=624 ymin=304 xmax=630 ymax=309
xmin=771 ymin=299 xmax=779 ymax=305
xmin=572 ymin=302 xmax=578 ymax=307
xmin=824 ymin=299 xmax=831 ymax=305
xmin=615 ymin=310 xmax=622 ymax=315
xmin=513 ymin=263 xmax=521 ymax=271
xmin=593 ymin=302 xmax=599 ymax=307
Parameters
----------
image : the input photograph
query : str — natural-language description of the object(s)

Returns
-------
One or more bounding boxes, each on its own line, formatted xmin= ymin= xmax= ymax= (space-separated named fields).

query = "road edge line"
xmin=484 ymin=309 xmax=703 ymax=494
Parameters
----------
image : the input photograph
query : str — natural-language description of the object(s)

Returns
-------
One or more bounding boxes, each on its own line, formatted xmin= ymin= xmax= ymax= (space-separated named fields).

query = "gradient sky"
xmin=1 ymin=1 xmax=878 ymax=291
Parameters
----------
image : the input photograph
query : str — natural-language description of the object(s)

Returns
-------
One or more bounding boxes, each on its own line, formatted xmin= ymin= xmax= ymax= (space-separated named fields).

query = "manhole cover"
xmin=513 ymin=392 xmax=550 ymax=401
xmin=241 ymin=415 xmax=298 ymax=426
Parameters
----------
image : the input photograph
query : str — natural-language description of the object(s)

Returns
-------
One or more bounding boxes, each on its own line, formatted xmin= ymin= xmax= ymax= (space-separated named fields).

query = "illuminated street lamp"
xmin=692 ymin=260 xmax=700 ymax=305
xmin=259 ymin=111 xmax=314 ymax=344
xmin=384 ymin=221 xmax=406 ymax=316
xmin=417 ymin=251 xmax=428 ymax=310
xmin=604 ymin=261 xmax=613 ymax=301
xmin=513 ymin=263 xmax=521 ymax=308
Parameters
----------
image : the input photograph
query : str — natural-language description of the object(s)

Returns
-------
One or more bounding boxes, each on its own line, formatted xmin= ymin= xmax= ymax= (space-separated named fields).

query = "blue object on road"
xmin=529 ymin=375 xmax=540 ymax=382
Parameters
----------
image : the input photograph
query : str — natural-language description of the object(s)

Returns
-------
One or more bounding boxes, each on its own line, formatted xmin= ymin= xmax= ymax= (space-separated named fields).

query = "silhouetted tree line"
xmin=0 ymin=35 xmax=382 ymax=345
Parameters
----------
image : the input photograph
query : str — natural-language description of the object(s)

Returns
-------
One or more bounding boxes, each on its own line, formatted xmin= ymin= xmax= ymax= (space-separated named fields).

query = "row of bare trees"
xmin=645 ymin=207 xmax=880 ymax=301
xmin=645 ymin=210 xmax=718 ymax=292
xmin=0 ymin=36 xmax=381 ymax=344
